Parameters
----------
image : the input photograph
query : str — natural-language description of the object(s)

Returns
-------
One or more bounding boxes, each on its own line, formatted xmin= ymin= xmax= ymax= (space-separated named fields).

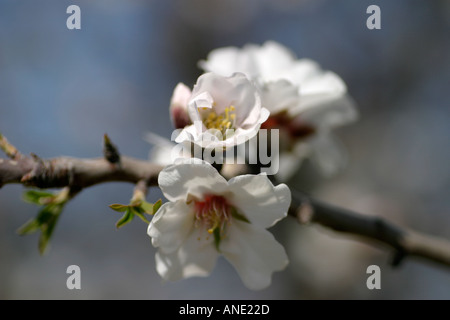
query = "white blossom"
xmin=147 ymin=159 xmax=290 ymax=290
xmin=171 ymin=72 xmax=270 ymax=149
xmin=200 ymin=41 xmax=358 ymax=179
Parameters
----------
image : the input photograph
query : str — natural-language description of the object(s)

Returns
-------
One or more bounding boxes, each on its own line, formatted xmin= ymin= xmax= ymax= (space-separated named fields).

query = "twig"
xmin=1 ymin=133 xmax=450 ymax=270
xmin=0 ymin=133 xmax=22 ymax=160
xmin=0 ymin=133 xmax=162 ymax=191
xmin=289 ymin=190 xmax=450 ymax=268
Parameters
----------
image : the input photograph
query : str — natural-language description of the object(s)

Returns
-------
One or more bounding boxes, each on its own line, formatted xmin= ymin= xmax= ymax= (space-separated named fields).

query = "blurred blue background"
xmin=0 ymin=0 xmax=449 ymax=299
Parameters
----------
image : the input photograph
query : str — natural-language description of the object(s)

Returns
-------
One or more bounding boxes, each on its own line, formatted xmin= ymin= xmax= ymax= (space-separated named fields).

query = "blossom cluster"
xmin=146 ymin=41 xmax=357 ymax=290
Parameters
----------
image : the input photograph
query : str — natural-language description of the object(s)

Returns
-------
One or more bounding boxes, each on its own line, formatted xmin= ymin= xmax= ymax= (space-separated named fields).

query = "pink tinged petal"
xmin=170 ymin=83 xmax=192 ymax=129
xmin=220 ymin=220 xmax=289 ymax=290
xmin=227 ymin=175 xmax=291 ymax=228
xmin=158 ymin=159 xmax=229 ymax=202
xmin=170 ymin=83 xmax=192 ymax=110
xmin=154 ymin=229 xmax=219 ymax=281
xmin=147 ymin=201 xmax=195 ymax=254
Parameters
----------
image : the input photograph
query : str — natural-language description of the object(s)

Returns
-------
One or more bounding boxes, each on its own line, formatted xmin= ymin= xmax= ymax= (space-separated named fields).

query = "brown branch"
xmin=289 ymin=190 xmax=450 ymax=269
xmin=1 ymin=133 xmax=450 ymax=270
xmin=0 ymin=154 xmax=162 ymax=190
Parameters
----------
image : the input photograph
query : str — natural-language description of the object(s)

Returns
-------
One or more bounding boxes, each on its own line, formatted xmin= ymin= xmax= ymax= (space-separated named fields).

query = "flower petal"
xmin=309 ymin=132 xmax=348 ymax=176
xmin=199 ymin=45 xmax=260 ymax=78
xmin=170 ymin=83 xmax=192 ymax=129
xmin=170 ymin=82 xmax=191 ymax=106
xmin=190 ymin=72 xmax=262 ymax=127
xmin=221 ymin=220 xmax=289 ymax=290
xmin=287 ymin=69 xmax=353 ymax=116
xmin=279 ymin=58 xmax=321 ymax=85
xmin=227 ymin=175 xmax=291 ymax=228
xmin=295 ymin=94 xmax=358 ymax=129
xmin=158 ymin=159 xmax=229 ymax=202
xmin=253 ymin=41 xmax=296 ymax=80
xmin=199 ymin=41 xmax=295 ymax=81
xmin=260 ymin=79 xmax=300 ymax=114
xmin=147 ymin=200 xmax=195 ymax=254
xmin=154 ymin=229 xmax=219 ymax=281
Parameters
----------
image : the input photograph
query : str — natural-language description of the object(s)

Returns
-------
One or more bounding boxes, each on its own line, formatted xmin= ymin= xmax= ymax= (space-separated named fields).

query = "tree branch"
xmin=0 ymin=155 xmax=162 ymax=190
xmin=0 ymin=132 xmax=162 ymax=192
xmin=1 ymin=134 xmax=450 ymax=270
xmin=289 ymin=190 xmax=450 ymax=269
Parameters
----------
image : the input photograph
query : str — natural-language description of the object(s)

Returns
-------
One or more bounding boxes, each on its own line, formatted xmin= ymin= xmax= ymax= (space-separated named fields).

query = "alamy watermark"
xmin=366 ymin=265 xmax=381 ymax=290
xmin=66 ymin=264 xmax=81 ymax=290
xmin=66 ymin=5 xmax=81 ymax=30
xmin=366 ymin=5 xmax=381 ymax=30
xmin=170 ymin=127 xmax=280 ymax=175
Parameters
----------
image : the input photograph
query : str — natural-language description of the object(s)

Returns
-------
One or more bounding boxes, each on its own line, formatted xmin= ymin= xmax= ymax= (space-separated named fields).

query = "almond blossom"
xmin=199 ymin=41 xmax=358 ymax=179
xmin=147 ymin=158 xmax=290 ymax=290
xmin=170 ymin=72 xmax=270 ymax=149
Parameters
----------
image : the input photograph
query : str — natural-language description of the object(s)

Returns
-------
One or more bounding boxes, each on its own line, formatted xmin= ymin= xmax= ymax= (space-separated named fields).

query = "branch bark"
xmin=1 ymin=134 xmax=450 ymax=270
xmin=0 ymin=155 xmax=162 ymax=190
xmin=289 ymin=190 xmax=450 ymax=269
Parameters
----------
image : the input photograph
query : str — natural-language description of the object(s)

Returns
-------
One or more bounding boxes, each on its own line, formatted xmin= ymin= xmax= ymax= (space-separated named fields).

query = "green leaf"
xmin=152 ymin=199 xmax=162 ymax=215
xmin=19 ymin=189 xmax=68 ymax=255
xmin=17 ymin=218 xmax=40 ymax=235
xmin=110 ymin=198 xmax=163 ymax=228
xmin=130 ymin=206 xmax=150 ymax=224
xmin=17 ymin=203 xmax=64 ymax=255
xmin=109 ymin=203 xmax=129 ymax=212
xmin=38 ymin=207 xmax=62 ymax=255
xmin=23 ymin=190 xmax=54 ymax=205
xmin=231 ymin=208 xmax=250 ymax=223
xmin=115 ymin=208 xmax=134 ymax=229
xmin=140 ymin=201 xmax=154 ymax=214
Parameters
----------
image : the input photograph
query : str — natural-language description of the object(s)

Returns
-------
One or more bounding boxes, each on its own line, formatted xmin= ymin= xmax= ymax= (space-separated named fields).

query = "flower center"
xmin=261 ymin=113 xmax=316 ymax=145
xmin=200 ymin=105 xmax=236 ymax=136
xmin=194 ymin=194 xmax=231 ymax=235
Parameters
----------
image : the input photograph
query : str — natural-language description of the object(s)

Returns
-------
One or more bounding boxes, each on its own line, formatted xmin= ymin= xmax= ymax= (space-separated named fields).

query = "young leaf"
xmin=23 ymin=190 xmax=54 ymax=205
xmin=38 ymin=207 xmax=62 ymax=255
xmin=130 ymin=206 xmax=150 ymax=224
xmin=109 ymin=203 xmax=129 ymax=212
xmin=152 ymin=199 xmax=162 ymax=215
xmin=140 ymin=201 xmax=154 ymax=214
xmin=19 ymin=189 xmax=68 ymax=255
xmin=17 ymin=218 xmax=40 ymax=235
xmin=115 ymin=208 xmax=134 ymax=229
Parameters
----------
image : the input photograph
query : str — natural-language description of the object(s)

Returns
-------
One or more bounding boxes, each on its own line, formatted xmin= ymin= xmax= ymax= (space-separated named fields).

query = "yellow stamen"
xmin=200 ymin=104 xmax=237 ymax=136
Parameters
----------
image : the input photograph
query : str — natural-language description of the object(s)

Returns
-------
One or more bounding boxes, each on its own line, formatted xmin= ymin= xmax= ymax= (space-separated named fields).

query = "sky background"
xmin=0 ymin=0 xmax=449 ymax=299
